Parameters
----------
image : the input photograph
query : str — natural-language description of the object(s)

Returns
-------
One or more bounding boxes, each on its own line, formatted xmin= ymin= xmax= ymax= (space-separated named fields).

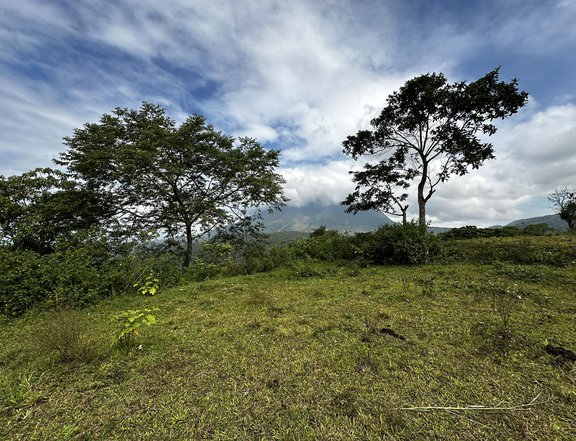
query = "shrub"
xmin=290 ymin=230 xmax=356 ymax=261
xmin=490 ymin=282 xmax=522 ymax=342
xmin=0 ymin=243 xmax=183 ymax=316
xmin=358 ymin=223 xmax=442 ymax=264
xmin=36 ymin=309 xmax=97 ymax=363
xmin=0 ymin=249 xmax=51 ymax=316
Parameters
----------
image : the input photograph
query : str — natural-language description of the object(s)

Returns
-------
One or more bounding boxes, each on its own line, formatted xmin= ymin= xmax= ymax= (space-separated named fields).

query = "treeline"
xmin=3 ymin=219 xmax=576 ymax=316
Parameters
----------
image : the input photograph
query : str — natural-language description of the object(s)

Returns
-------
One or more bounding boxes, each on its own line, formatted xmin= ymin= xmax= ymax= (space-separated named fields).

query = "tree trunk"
xmin=417 ymin=162 xmax=428 ymax=227
xmin=183 ymin=222 xmax=193 ymax=268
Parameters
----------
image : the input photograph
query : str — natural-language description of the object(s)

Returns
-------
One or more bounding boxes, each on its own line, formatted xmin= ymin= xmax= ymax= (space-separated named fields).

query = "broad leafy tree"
xmin=548 ymin=186 xmax=576 ymax=233
xmin=342 ymin=68 xmax=528 ymax=226
xmin=0 ymin=168 xmax=109 ymax=253
xmin=57 ymin=103 xmax=287 ymax=267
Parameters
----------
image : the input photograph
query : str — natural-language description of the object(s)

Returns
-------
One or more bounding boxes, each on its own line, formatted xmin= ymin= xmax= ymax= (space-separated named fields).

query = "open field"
xmin=1 ymin=258 xmax=575 ymax=440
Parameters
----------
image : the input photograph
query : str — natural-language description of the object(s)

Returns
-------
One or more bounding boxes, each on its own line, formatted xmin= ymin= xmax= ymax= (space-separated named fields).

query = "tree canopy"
xmin=548 ymin=187 xmax=576 ymax=233
xmin=0 ymin=168 xmax=109 ymax=254
xmin=56 ymin=102 xmax=287 ymax=266
xmin=342 ymin=68 xmax=528 ymax=226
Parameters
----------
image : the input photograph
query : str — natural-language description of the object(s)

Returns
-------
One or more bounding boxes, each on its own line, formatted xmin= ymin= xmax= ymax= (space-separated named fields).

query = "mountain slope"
xmin=506 ymin=214 xmax=568 ymax=231
xmin=262 ymin=203 xmax=394 ymax=232
xmin=261 ymin=204 xmax=568 ymax=234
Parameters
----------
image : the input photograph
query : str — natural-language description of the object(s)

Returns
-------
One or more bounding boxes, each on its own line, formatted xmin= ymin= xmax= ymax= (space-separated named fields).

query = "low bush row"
xmin=0 ymin=243 xmax=182 ymax=317
xmin=2 ymin=223 xmax=574 ymax=317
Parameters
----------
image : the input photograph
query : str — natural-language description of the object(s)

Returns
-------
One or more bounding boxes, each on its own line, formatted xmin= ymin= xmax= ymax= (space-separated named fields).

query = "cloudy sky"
xmin=1 ymin=0 xmax=575 ymax=227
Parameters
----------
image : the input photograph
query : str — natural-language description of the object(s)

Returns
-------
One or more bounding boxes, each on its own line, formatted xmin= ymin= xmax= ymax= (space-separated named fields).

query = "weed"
xmin=36 ymin=309 xmax=97 ymax=363
xmin=288 ymin=260 xmax=327 ymax=278
xmin=1 ymin=372 xmax=46 ymax=414
xmin=357 ymin=329 xmax=380 ymax=373
xmin=400 ymin=275 xmax=412 ymax=296
xmin=490 ymin=282 xmax=522 ymax=342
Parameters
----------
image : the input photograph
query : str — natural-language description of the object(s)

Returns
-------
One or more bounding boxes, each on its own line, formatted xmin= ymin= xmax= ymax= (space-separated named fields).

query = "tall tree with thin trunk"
xmin=342 ymin=68 xmax=528 ymax=226
xmin=57 ymin=103 xmax=287 ymax=267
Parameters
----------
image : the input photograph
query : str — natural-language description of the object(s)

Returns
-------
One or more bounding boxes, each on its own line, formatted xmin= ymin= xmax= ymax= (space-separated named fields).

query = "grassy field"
xmin=1 ymin=258 xmax=575 ymax=439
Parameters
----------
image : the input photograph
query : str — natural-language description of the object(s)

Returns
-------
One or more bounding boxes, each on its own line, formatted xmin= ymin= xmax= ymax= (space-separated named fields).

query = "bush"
xmin=0 ymin=243 xmax=183 ymax=317
xmin=36 ymin=309 xmax=97 ymax=363
xmin=0 ymin=249 xmax=52 ymax=316
xmin=357 ymin=223 xmax=441 ymax=265
xmin=290 ymin=229 xmax=357 ymax=261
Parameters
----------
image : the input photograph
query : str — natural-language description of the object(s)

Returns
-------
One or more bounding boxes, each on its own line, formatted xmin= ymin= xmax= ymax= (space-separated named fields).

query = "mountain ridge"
xmin=262 ymin=203 xmax=395 ymax=232
xmin=261 ymin=203 xmax=568 ymax=233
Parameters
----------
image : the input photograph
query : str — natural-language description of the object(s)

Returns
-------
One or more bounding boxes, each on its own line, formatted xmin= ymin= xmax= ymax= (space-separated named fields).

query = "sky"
xmin=1 ymin=0 xmax=575 ymax=227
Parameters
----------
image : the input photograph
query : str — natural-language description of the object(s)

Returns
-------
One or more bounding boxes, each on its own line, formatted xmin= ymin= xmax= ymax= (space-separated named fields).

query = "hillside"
xmin=506 ymin=214 xmax=568 ymax=231
xmin=261 ymin=204 xmax=568 ymax=235
xmin=2 ymin=253 xmax=575 ymax=439
xmin=262 ymin=203 xmax=394 ymax=233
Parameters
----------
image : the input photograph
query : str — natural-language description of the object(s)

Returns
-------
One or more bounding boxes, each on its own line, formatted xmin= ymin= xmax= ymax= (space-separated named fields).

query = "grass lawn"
xmin=1 ymin=261 xmax=575 ymax=439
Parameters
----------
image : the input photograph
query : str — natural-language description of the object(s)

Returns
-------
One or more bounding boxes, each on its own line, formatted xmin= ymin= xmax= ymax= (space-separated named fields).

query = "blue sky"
xmin=1 ymin=0 xmax=575 ymax=226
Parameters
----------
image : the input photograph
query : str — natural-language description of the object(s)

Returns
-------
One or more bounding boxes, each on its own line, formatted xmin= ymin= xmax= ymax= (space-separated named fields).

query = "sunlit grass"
xmin=1 ymin=261 xmax=575 ymax=440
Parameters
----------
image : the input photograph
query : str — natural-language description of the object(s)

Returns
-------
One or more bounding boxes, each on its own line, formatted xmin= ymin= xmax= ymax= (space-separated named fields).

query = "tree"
xmin=548 ymin=187 xmax=576 ymax=233
xmin=56 ymin=102 xmax=287 ymax=267
xmin=0 ymin=168 xmax=109 ymax=253
xmin=342 ymin=68 xmax=528 ymax=226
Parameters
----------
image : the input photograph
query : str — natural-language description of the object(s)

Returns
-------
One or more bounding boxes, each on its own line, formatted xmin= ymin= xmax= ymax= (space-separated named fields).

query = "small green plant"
xmin=134 ymin=273 xmax=159 ymax=296
xmin=113 ymin=308 xmax=158 ymax=348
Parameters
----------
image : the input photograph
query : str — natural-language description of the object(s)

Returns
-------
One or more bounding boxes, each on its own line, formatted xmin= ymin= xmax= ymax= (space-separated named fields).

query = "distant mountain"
xmin=261 ymin=204 xmax=568 ymax=235
xmin=506 ymin=214 xmax=568 ymax=231
xmin=262 ymin=203 xmax=395 ymax=233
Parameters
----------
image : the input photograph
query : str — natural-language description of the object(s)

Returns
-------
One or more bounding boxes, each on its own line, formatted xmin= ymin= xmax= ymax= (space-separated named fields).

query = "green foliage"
xmin=57 ymin=102 xmax=287 ymax=267
xmin=549 ymin=186 xmax=576 ymax=233
xmin=135 ymin=273 xmax=159 ymax=296
xmin=187 ymin=242 xmax=234 ymax=281
xmin=0 ymin=242 xmax=183 ymax=316
xmin=357 ymin=223 xmax=441 ymax=264
xmin=0 ymin=247 xmax=105 ymax=316
xmin=291 ymin=229 xmax=357 ymax=261
xmin=0 ymin=168 xmax=110 ymax=254
xmin=439 ymin=224 xmax=557 ymax=240
xmin=113 ymin=308 xmax=158 ymax=348
xmin=342 ymin=68 xmax=528 ymax=226
xmin=287 ymin=259 xmax=330 ymax=279
xmin=1 ymin=372 xmax=46 ymax=415
xmin=441 ymin=236 xmax=576 ymax=265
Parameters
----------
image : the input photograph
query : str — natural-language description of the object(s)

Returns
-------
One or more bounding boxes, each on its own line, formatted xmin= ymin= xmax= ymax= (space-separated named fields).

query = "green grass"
xmin=1 ymin=261 xmax=575 ymax=440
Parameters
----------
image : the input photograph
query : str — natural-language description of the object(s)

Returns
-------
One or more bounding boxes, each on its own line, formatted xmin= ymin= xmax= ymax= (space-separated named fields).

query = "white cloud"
xmin=281 ymin=160 xmax=358 ymax=207
xmin=1 ymin=0 xmax=576 ymax=226
xmin=427 ymin=104 xmax=576 ymax=226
